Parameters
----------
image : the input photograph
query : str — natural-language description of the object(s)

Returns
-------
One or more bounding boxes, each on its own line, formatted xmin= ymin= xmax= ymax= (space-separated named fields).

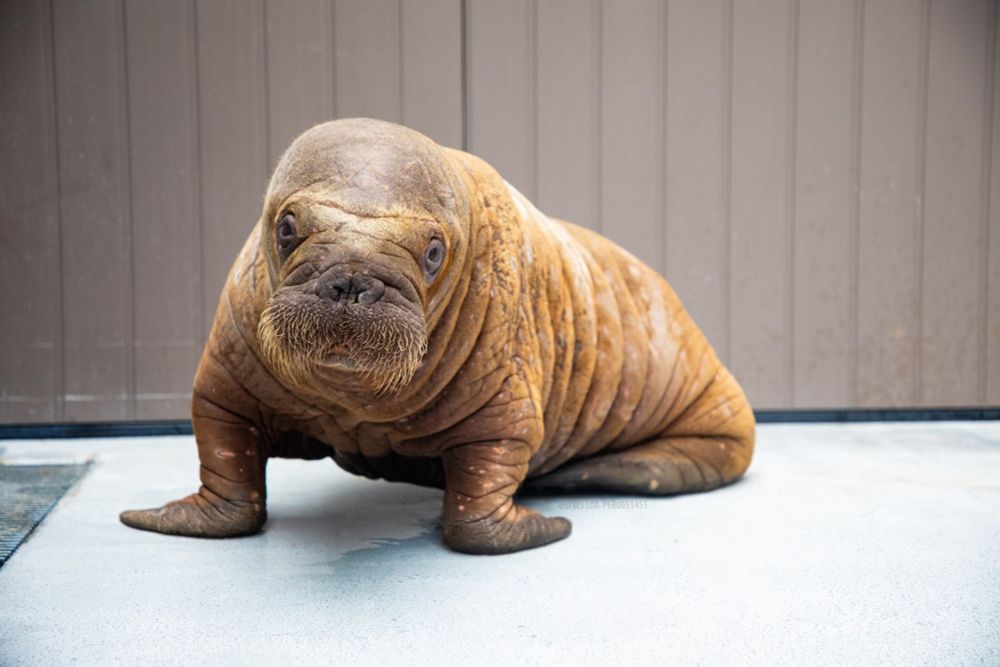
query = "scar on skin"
xmin=215 ymin=449 xmax=236 ymax=459
xmin=649 ymin=479 xmax=659 ymax=490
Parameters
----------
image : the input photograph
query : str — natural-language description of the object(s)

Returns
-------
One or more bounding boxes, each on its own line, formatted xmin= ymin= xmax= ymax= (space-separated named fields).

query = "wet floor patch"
xmin=329 ymin=519 xmax=441 ymax=568
xmin=0 ymin=464 xmax=89 ymax=566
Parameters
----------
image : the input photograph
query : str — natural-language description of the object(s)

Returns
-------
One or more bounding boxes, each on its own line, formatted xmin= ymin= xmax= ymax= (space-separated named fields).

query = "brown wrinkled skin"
xmin=120 ymin=118 xmax=755 ymax=554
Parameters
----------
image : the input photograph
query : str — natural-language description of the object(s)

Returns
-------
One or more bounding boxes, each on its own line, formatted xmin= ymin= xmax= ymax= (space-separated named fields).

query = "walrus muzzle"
xmin=258 ymin=262 xmax=427 ymax=395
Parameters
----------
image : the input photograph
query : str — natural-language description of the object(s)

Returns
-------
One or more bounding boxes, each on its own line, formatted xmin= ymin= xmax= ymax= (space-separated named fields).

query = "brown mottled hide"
xmin=120 ymin=119 xmax=755 ymax=554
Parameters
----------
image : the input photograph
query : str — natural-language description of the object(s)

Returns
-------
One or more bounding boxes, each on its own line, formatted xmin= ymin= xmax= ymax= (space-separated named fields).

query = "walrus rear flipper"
xmin=524 ymin=435 xmax=751 ymax=495
xmin=526 ymin=365 xmax=755 ymax=496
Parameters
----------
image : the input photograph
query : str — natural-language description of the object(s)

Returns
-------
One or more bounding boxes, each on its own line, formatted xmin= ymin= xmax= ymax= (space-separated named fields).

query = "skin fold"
xmin=120 ymin=118 xmax=755 ymax=555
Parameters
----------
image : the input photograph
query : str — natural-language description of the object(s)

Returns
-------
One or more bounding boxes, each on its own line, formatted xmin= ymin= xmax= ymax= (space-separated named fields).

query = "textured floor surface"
xmin=0 ymin=422 xmax=997 ymax=666
xmin=0 ymin=464 xmax=89 ymax=565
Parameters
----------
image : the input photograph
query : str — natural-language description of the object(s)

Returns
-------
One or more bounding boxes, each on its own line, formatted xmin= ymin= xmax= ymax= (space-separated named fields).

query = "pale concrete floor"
xmin=0 ymin=422 xmax=998 ymax=666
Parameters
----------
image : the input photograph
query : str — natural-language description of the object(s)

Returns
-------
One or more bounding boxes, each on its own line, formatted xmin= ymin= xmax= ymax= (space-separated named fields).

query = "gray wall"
xmin=1 ymin=0 xmax=997 ymax=423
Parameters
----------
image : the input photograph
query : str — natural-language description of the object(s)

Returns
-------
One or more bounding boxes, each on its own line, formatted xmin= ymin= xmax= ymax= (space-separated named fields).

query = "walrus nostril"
xmin=357 ymin=282 xmax=385 ymax=305
xmin=315 ymin=271 xmax=386 ymax=305
xmin=315 ymin=280 xmax=342 ymax=302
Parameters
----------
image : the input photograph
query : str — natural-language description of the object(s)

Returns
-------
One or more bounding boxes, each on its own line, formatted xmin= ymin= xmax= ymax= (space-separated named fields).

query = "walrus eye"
xmin=276 ymin=212 xmax=298 ymax=259
xmin=423 ymin=238 xmax=445 ymax=277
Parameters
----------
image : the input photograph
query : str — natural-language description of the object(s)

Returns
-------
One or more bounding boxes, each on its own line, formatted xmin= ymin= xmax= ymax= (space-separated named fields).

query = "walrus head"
xmin=256 ymin=119 xmax=470 ymax=396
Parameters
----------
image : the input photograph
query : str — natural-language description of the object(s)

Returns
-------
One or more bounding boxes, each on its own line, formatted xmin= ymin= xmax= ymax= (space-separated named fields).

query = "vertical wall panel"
xmin=792 ymin=0 xmax=857 ymax=407
xmin=921 ymin=0 xmax=990 ymax=406
xmin=125 ymin=0 xmax=201 ymax=419
xmin=196 ymin=0 xmax=269 ymax=338
xmin=334 ymin=0 xmax=401 ymax=123
xmin=856 ymin=0 xmax=923 ymax=407
xmin=535 ymin=0 xmax=600 ymax=231
xmin=600 ymin=0 xmax=665 ymax=275
xmin=466 ymin=0 xmax=536 ymax=199
xmin=729 ymin=0 xmax=793 ymax=409
xmin=990 ymin=4 xmax=1000 ymax=405
xmin=664 ymin=0 xmax=730 ymax=360
xmin=401 ymin=0 xmax=463 ymax=149
xmin=52 ymin=0 xmax=132 ymax=421
xmin=3 ymin=1 xmax=999 ymax=424
xmin=265 ymin=0 xmax=335 ymax=167
xmin=0 ymin=0 xmax=60 ymax=422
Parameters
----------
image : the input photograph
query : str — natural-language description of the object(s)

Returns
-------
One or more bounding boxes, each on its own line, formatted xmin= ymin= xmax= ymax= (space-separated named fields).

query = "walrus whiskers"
xmin=258 ymin=298 xmax=427 ymax=396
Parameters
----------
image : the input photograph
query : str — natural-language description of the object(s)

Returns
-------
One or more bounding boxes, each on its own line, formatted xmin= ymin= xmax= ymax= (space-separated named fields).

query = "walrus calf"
xmin=121 ymin=118 xmax=755 ymax=554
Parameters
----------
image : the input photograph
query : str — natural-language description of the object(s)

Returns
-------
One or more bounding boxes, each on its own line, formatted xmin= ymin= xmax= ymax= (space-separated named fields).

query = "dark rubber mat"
xmin=0 ymin=464 xmax=89 ymax=566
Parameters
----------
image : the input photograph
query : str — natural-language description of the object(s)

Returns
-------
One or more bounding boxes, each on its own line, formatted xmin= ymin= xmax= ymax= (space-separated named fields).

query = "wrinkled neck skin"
xmin=220 ymin=147 xmax=523 ymax=438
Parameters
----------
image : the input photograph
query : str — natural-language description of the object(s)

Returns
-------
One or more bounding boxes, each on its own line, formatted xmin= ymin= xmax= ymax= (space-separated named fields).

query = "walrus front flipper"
xmin=119 ymin=487 xmax=265 ymax=538
xmin=440 ymin=442 xmax=571 ymax=555
xmin=119 ymin=389 xmax=268 ymax=538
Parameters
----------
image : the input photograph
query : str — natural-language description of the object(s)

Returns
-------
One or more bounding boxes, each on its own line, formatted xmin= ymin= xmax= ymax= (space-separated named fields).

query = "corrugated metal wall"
xmin=1 ymin=0 xmax=997 ymax=424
